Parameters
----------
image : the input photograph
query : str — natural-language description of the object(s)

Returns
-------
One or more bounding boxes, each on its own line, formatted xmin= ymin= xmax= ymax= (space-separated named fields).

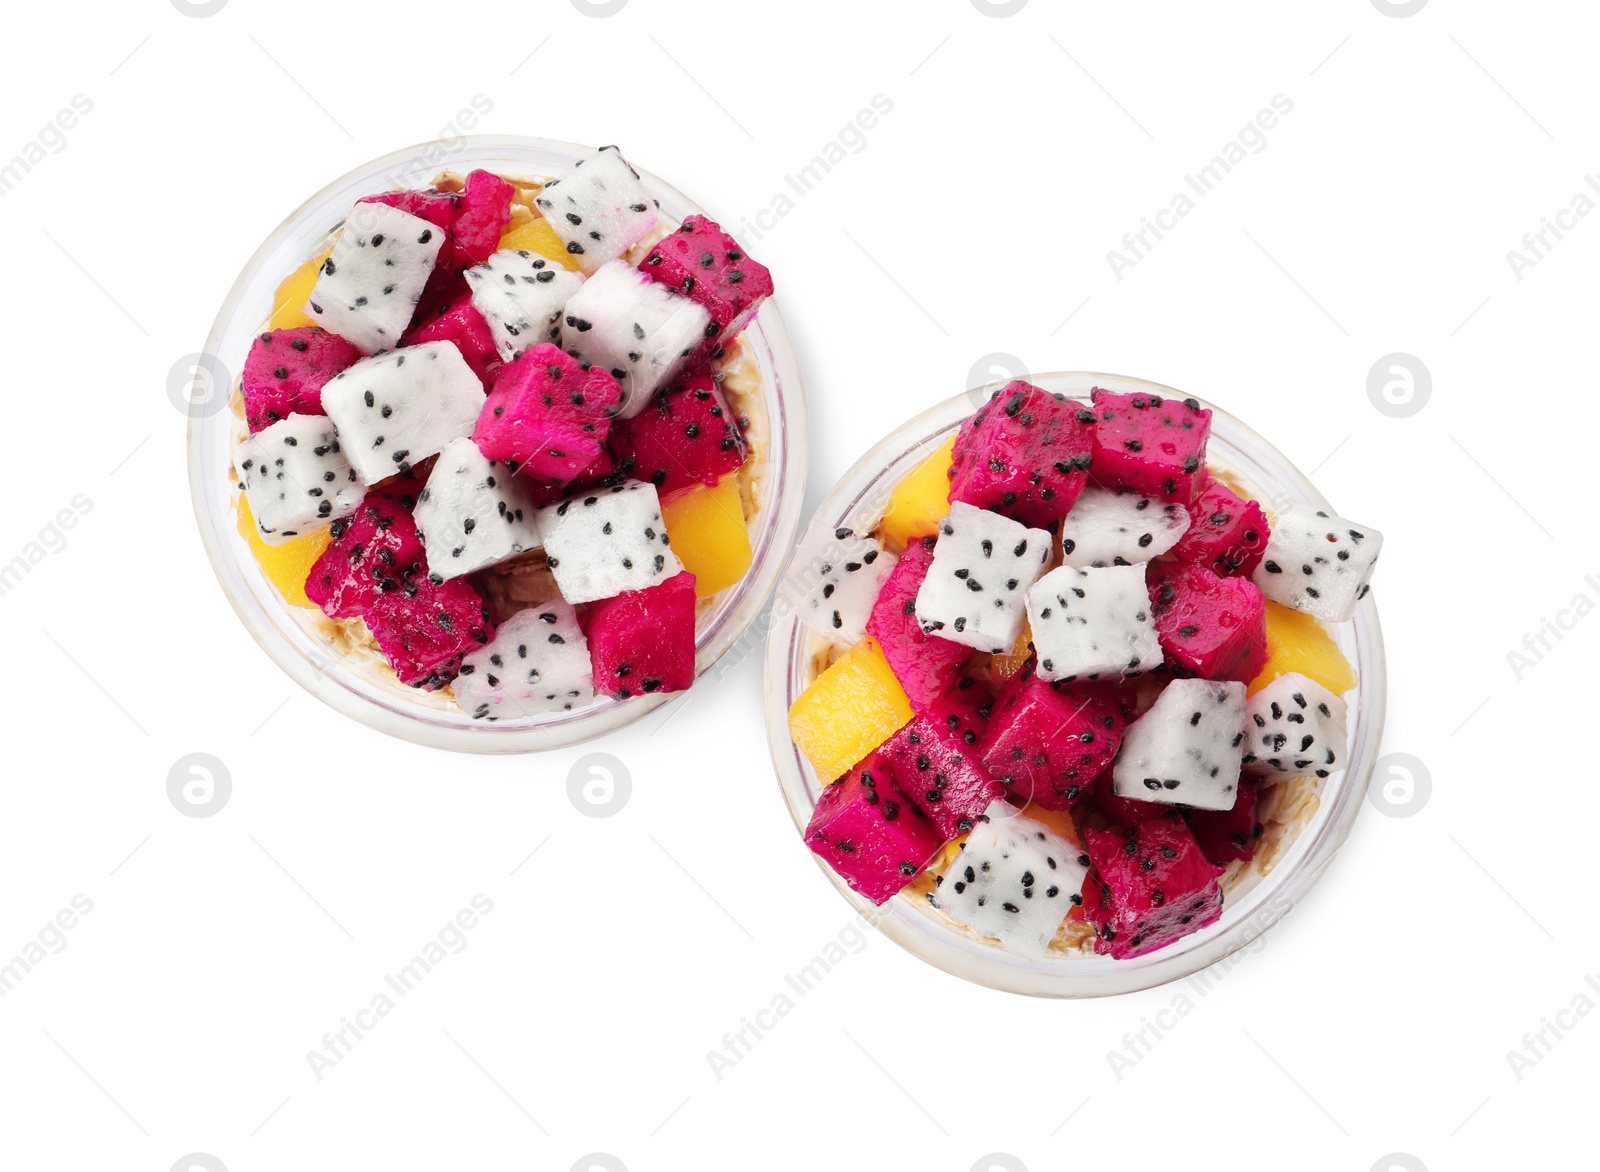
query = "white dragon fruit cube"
xmin=1112 ymin=678 xmax=1247 ymax=812
xmin=1059 ymin=487 xmax=1190 ymax=568
xmin=914 ymin=502 xmax=1051 ymax=654
xmin=560 ymin=260 xmax=711 ymax=418
xmin=413 ymin=437 xmax=543 ymax=581
xmin=535 ymin=479 xmax=683 ymax=604
xmin=1252 ymin=503 xmax=1382 ymax=622
xmin=464 ymin=249 xmax=586 ymax=362
xmin=534 ymin=145 xmax=660 ymax=274
xmin=321 ymin=341 xmax=485 ymax=483
xmin=1026 ymin=563 xmax=1164 ymax=681
xmin=794 ymin=527 xmax=897 ymax=647
xmin=233 ymin=413 xmax=364 ymax=544
xmin=453 ymin=600 xmax=594 ymax=719
xmin=305 ymin=201 xmax=444 ymax=354
xmin=931 ymin=800 xmax=1090 ymax=959
xmin=1243 ymin=672 xmax=1349 ymax=779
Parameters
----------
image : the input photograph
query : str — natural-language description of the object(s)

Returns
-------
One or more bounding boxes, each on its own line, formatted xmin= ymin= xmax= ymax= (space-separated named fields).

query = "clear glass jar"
xmin=764 ymin=374 xmax=1385 ymax=996
xmin=189 ymin=137 xmax=807 ymax=753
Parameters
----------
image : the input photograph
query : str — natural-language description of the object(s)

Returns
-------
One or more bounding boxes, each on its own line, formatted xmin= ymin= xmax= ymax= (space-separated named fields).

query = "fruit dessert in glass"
xmin=775 ymin=379 xmax=1383 ymax=968
xmin=227 ymin=145 xmax=778 ymax=727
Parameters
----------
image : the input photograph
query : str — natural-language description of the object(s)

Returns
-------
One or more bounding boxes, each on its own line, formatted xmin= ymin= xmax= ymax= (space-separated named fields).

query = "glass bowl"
xmin=188 ymin=136 xmax=807 ymax=753
xmin=764 ymin=374 xmax=1385 ymax=997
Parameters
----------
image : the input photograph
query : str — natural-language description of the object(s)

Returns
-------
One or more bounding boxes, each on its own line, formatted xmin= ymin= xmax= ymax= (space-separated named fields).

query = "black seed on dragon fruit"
xmin=946 ymin=381 xmax=1096 ymax=528
xmin=559 ymin=260 xmax=711 ymax=419
xmin=1251 ymin=503 xmax=1383 ymax=623
xmin=980 ymin=662 xmax=1130 ymax=810
xmin=1111 ymin=678 xmax=1247 ymax=812
xmin=1058 ymin=486 xmax=1191 ymax=568
xmin=803 ymin=752 xmax=946 ymax=905
xmin=930 ymin=800 xmax=1089 ymax=959
xmin=1024 ymin=563 xmax=1164 ymax=681
xmin=792 ymin=527 xmax=897 ymax=647
xmin=232 ymin=414 xmax=364 ymax=543
xmin=1083 ymin=810 xmax=1223 ymax=959
xmin=365 ymin=575 xmax=495 ymax=690
xmin=638 ymin=214 xmax=774 ymax=365
xmin=453 ymin=599 xmax=594 ymax=719
xmin=305 ymin=479 xmax=427 ymax=618
xmin=1185 ymin=777 xmax=1262 ymax=866
xmin=534 ymin=479 xmax=683 ymax=604
xmin=321 ymin=341 xmax=486 ymax=483
xmin=914 ymin=501 xmax=1052 ymax=654
xmin=463 ymin=249 xmax=586 ymax=362
xmin=412 ymin=438 xmax=544 ymax=581
xmin=240 ymin=327 xmax=362 ymax=432
xmin=305 ymin=201 xmax=446 ymax=354
xmin=1242 ymin=671 xmax=1349 ymax=779
xmin=1088 ymin=387 xmax=1212 ymax=502
xmin=608 ymin=372 xmax=747 ymax=494
xmin=878 ymin=685 xmax=1003 ymax=839
xmin=533 ymin=146 xmax=660 ymax=275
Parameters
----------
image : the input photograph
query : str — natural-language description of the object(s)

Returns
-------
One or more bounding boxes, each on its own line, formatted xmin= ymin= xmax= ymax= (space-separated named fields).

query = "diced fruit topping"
xmin=878 ymin=683 xmax=1002 ymax=838
xmin=269 ymin=246 xmax=332 ymax=332
xmin=914 ymin=501 xmax=1052 ymax=654
xmin=536 ymin=480 xmax=683 ymax=604
xmin=1148 ymin=562 xmax=1268 ymax=683
xmin=1089 ymin=388 xmax=1211 ymax=502
xmin=471 ymin=343 xmax=622 ymax=484
xmin=931 ymin=801 xmax=1090 ymax=959
xmin=305 ymin=480 xmax=427 ymax=619
xmin=804 ymin=754 xmax=945 ymax=905
xmin=233 ymin=414 xmax=364 ymax=543
xmin=1058 ymin=487 xmax=1190 ymax=568
xmin=640 ymin=215 xmax=773 ymax=362
xmin=560 ymin=260 xmax=711 ymax=418
xmin=1084 ymin=811 xmax=1224 ymax=959
xmin=1242 ymin=672 xmax=1348 ymax=779
xmin=403 ymin=285 xmax=504 ymax=386
xmin=447 ymin=170 xmax=516 ymax=271
xmin=585 ymin=570 xmax=698 ymax=698
xmin=794 ymin=528 xmax=896 ymax=647
xmin=455 ymin=600 xmax=594 ymax=719
xmin=1091 ymin=770 xmax=1167 ymax=827
xmin=609 ymin=372 xmax=747 ymax=494
xmin=534 ymin=146 xmax=660 ymax=274
xmin=982 ymin=664 xmax=1128 ymax=810
xmin=1249 ymin=601 xmax=1356 ymax=697
xmin=413 ymin=438 xmax=542 ymax=581
xmin=878 ymin=436 xmax=955 ymax=551
xmin=320 ymin=342 xmax=486 ymax=483
xmin=464 ymin=249 xmax=585 ymax=362
xmin=241 ymin=327 xmax=362 ymax=432
xmin=864 ymin=537 xmax=971 ymax=710
xmin=1171 ymin=481 xmax=1270 ymax=577
xmin=366 ymin=575 xmax=495 ymax=690
xmin=498 ymin=216 xmax=581 ymax=269
xmin=659 ymin=474 xmax=751 ymax=598
xmin=1186 ymin=778 xmax=1261 ymax=866
xmin=305 ymin=202 xmax=445 ymax=353
xmin=1251 ymin=504 xmax=1382 ymax=623
xmin=788 ymin=637 xmax=913 ymax=784
xmin=1026 ymin=564 xmax=1164 ymax=682
xmin=947 ymin=381 xmax=1094 ymax=528
xmin=1111 ymin=678 xmax=1247 ymax=812
xmin=236 ymin=496 xmax=331 ymax=609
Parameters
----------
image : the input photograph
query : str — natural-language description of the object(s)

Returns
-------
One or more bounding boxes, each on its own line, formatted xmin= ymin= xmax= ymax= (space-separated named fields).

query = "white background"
xmin=0 ymin=1 xmax=1589 ymax=1169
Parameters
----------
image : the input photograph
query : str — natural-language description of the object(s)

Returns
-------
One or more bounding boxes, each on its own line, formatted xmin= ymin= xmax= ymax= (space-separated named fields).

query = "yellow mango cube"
xmin=878 ymin=435 xmax=954 ymax=551
xmin=1248 ymin=600 xmax=1357 ymax=696
xmin=661 ymin=475 xmax=753 ymax=598
xmin=237 ymin=496 xmax=331 ymax=609
xmin=498 ymin=217 xmax=583 ymax=271
xmin=267 ymin=245 xmax=334 ymax=332
xmin=788 ymin=637 xmax=913 ymax=782
xmin=985 ymin=623 xmax=1032 ymax=682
